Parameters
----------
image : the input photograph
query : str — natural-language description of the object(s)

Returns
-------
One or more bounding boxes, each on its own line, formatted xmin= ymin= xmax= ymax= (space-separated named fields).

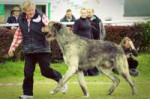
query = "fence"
xmin=0 ymin=20 xmax=148 ymax=27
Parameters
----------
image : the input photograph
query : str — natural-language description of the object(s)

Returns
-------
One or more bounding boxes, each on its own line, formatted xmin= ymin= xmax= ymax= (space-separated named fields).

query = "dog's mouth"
xmin=45 ymin=33 xmax=55 ymax=41
xmin=46 ymin=33 xmax=52 ymax=38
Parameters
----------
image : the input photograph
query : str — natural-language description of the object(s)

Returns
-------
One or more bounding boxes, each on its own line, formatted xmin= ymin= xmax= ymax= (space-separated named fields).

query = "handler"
xmin=8 ymin=1 xmax=67 ymax=99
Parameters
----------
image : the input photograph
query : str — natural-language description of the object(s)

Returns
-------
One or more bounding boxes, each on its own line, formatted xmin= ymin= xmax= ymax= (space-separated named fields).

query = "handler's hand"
xmin=8 ymin=49 xmax=14 ymax=57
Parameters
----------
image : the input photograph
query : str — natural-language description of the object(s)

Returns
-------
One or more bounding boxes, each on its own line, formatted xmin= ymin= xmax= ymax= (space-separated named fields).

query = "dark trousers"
xmin=23 ymin=53 xmax=62 ymax=95
xmin=127 ymin=57 xmax=138 ymax=69
xmin=83 ymin=67 xmax=100 ymax=76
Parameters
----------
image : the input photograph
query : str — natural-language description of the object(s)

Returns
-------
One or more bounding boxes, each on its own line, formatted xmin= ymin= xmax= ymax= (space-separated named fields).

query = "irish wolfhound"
xmin=42 ymin=22 xmax=136 ymax=97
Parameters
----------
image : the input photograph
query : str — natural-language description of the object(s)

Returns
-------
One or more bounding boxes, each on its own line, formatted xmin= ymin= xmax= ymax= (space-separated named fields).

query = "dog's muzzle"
xmin=42 ymin=26 xmax=49 ymax=33
xmin=42 ymin=26 xmax=53 ymax=37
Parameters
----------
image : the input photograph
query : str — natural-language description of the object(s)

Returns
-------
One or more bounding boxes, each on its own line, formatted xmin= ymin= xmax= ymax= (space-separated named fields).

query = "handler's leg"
xmin=22 ymin=54 xmax=36 ymax=96
xmin=37 ymin=53 xmax=68 ymax=93
xmin=38 ymin=53 xmax=62 ymax=82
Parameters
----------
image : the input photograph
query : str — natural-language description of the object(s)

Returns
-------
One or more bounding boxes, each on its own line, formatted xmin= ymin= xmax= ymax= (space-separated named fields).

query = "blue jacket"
xmin=7 ymin=15 xmax=19 ymax=23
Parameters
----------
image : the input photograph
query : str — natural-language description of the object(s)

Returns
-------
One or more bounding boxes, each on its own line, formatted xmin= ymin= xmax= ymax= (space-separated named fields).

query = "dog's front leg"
xmin=77 ymin=71 xmax=89 ymax=97
xmin=50 ymin=66 xmax=77 ymax=95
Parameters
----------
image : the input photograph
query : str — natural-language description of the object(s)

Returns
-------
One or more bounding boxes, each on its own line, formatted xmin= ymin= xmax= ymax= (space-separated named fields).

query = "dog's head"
xmin=42 ymin=21 xmax=63 ymax=41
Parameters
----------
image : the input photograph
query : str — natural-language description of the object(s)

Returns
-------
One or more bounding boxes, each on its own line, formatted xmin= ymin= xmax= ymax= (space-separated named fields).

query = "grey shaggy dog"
xmin=42 ymin=21 xmax=136 ymax=97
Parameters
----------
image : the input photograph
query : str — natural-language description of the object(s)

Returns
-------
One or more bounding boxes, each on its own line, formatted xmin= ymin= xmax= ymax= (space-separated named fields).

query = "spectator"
xmin=120 ymin=37 xmax=139 ymax=76
xmin=7 ymin=6 xmax=20 ymax=29
xmin=7 ymin=6 xmax=20 ymax=23
xmin=8 ymin=1 xmax=67 ymax=99
xmin=73 ymin=8 xmax=92 ymax=39
xmin=60 ymin=9 xmax=76 ymax=22
xmin=73 ymin=8 xmax=100 ymax=76
xmin=87 ymin=8 xmax=106 ymax=40
xmin=60 ymin=9 xmax=76 ymax=28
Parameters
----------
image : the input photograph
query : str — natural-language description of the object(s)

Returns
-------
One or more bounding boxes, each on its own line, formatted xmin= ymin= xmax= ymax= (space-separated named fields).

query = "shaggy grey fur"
xmin=42 ymin=22 xmax=136 ymax=97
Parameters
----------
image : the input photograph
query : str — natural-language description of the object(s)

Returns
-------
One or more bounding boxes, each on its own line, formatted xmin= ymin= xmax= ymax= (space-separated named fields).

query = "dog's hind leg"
xmin=117 ymin=56 xmax=136 ymax=95
xmin=121 ymin=72 xmax=136 ymax=95
xmin=98 ymin=66 xmax=120 ymax=95
xmin=77 ymin=71 xmax=89 ymax=97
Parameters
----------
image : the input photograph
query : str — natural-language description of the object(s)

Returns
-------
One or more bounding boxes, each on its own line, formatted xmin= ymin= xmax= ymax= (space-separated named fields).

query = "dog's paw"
xmin=49 ymin=90 xmax=59 ymax=95
xmin=132 ymin=86 xmax=137 ymax=95
xmin=49 ymin=90 xmax=55 ymax=95
xmin=132 ymin=90 xmax=137 ymax=95
xmin=82 ymin=93 xmax=89 ymax=98
xmin=108 ymin=88 xmax=114 ymax=95
xmin=132 ymin=92 xmax=136 ymax=95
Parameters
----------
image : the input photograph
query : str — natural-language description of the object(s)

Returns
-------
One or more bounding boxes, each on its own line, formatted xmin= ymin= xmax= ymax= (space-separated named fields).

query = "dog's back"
xmin=74 ymin=37 xmax=125 ymax=70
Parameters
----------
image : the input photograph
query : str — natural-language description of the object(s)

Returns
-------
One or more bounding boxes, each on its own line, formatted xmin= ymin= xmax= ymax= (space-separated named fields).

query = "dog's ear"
xmin=53 ymin=23 xmax=62 ymax=31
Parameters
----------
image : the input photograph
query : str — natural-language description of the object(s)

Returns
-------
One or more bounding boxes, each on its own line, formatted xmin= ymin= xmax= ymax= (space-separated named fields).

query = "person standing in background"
xmin=87 ymin=8 xmax=106 ymax=40
xmin=73 ymin=8 xmax=92 ymax=39
xmin=60 ymin=9 xmax=76 ymax=22
xmin=60 ymin=9 xmax=76 ymax=29
xmin=7 ymin=6 xmax=20 ymax=29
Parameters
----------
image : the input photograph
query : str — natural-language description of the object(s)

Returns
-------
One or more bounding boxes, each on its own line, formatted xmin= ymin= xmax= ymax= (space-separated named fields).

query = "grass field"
xmin=0 ymin=54 xmax=150 ymax=99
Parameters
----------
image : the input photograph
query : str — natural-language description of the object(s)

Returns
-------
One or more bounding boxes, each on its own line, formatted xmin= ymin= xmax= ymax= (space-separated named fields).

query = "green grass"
xmin=136 ymin=54 xmax=150 ymax=76
xmin=0 ymin=62 xmax=68 ymax=82
xmin=0 ymin=54 xmax=150 ymax=99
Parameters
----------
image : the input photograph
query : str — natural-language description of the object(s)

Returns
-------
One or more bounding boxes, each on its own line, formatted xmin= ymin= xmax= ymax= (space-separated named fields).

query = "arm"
xmin=129 ymin=40 xmax=138 ymax=57
xmin=42 ymin=14 xmax=50 ymax=26
xmin=9 ymin=27 xmax=22 ymax=51
xmin=132 ymin=49 xmax=138 ymax=57
xmin=90 ymin=21 xmax=99 ymax=39
xmin=90 ymin=21 xmax=98 ymax=32
xmin=8 ymin=27 xmax=22 ymax=57
xmin=91 ymin=25 xmax=98 ymax=33
xmin=99 ymin=21 xmax=106 ymax=40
